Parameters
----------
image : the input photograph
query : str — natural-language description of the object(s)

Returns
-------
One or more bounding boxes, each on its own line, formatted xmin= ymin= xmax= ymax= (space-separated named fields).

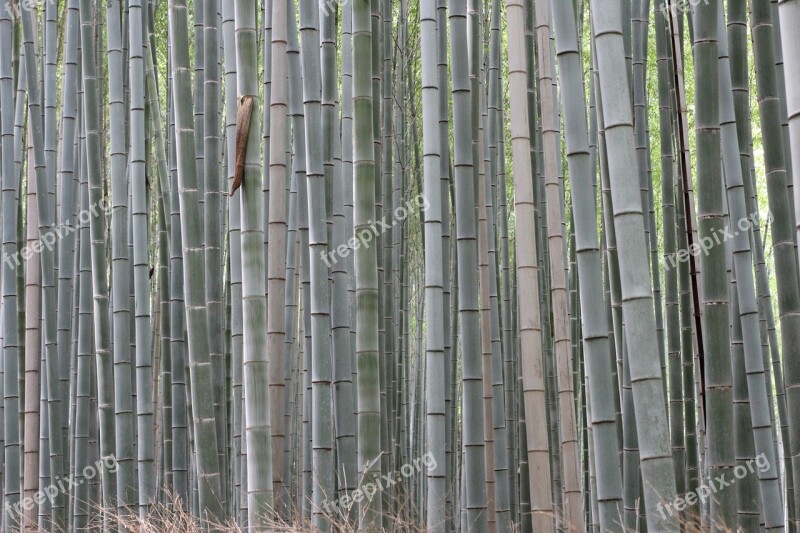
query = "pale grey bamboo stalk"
xmin=771 ymin=1 xmax=796 ymax=234
xmin=286 ymin=2 xmax=309 ymax=516
xmin=262 ymin=0 xmax=273 ymax=307
xmin=194 ymin=0 xmax=205 ymax=212
xmin=22 ymin=125 xmax=41 ymax=530
xmin=232 ymin=0 xmax=273 ymax=524
xmin=43 ymin=0 xmax=73 ymax=494
xmin=322 ymin=0 xmax=357 ymax=514
xmin=166 ymin=56 xmax=190 ymax=510
xmin=505 ymin=1 xmax=554 ymax=530
xmin=168 ymin=0 xmax=225 ymax=521
xmin=55 ymin=4 xmax=81 ymax=512
xmin=282 ymin=172 xmax=300 ymax=518
xmin=531 ymin=1 xmax=583 ymax=528
xmin=104 ymin=0 xmax=138 ymax=512
xmin=589 ymin=1 xmax=678 ymax=528
xmin=20 ymin=7 xmax=64 ymax=527
xmin=353 ymin=0 xmax=383 ymax=528
xmin=436 ymin=3 xmax=456 ymax=524
xmin=129 ymin=0 xmax=156 ymax=514
xmin=72 ymin=139 xmax=94 ymax=531
xmin=298 ymin=151 xmax=313 ymax=523
xmin=475 ymin=51 xmax=498 ymax=533
xmin=78 ymin=0 xmax=118 ymax=518
xmin=202 ymin=0 xmax=227 ymax=493
xmin=342 ymin=0 xmax=358 ymax=402
xmin=421 ymin=1 xmax=447 ymax=530
xmin=156 ymin=199 xmax=172 ymax=509
xmin=221 ymin=0 xmax=244 ymax=520
xmin=450 ymin=0 xmax=488 ymax=529
xmin=776 ymin=3 xmax=800 ymax=524
xmin=267 ymin=0 xmax=289 ymax=515
xmin=298 ymin=0 xmax=335 ymax=528
xmin=484 ymin=1 xmax=511 ymax=527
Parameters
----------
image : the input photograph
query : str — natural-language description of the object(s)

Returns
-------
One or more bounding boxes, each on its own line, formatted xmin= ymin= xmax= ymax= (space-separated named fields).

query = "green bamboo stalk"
xmin=667 ymin=4 xmax=707 ymax=437
xmin=691 ymin=2 xmax=738 ymax=529
xmin=655 ymin=3 xmax=686 ymax=516
xmin=633 ymin=1 xmax=666 ymax=410
xmin=749 ymin=2 xmax=800 ymax=526
xmin=727 ymin=0 xmax=790 ymax=519
xmin=728 ymin=269 xmax=761 ymax=531
xmin=551 ymin=0 xmax=624 ymax=529
xmin=717 ymin=2 xmax=787 ymax=526
xmin=379 ymin=0 xmax=395 ymax=512
xmin=0 ymin=4 xmax=21 ymax=528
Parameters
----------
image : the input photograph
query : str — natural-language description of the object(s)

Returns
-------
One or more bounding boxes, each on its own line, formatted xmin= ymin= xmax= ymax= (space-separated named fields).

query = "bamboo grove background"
xmin=1 ymin=0 xmax=800 ymax=531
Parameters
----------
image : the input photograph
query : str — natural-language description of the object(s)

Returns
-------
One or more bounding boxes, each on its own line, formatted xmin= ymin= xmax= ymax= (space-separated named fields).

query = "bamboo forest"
xmin=4 ymin=0 xmax=800 ymax=531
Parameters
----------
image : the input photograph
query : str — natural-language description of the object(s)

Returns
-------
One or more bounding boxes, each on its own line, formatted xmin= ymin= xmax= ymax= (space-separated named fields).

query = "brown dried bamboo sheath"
xmin=230 ymin=94 xmax=255 ymax=196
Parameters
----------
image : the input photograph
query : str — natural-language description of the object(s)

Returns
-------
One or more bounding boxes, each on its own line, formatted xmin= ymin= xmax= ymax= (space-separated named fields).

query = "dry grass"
xmin=97 ymin=491 xmax=434 ymax=533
